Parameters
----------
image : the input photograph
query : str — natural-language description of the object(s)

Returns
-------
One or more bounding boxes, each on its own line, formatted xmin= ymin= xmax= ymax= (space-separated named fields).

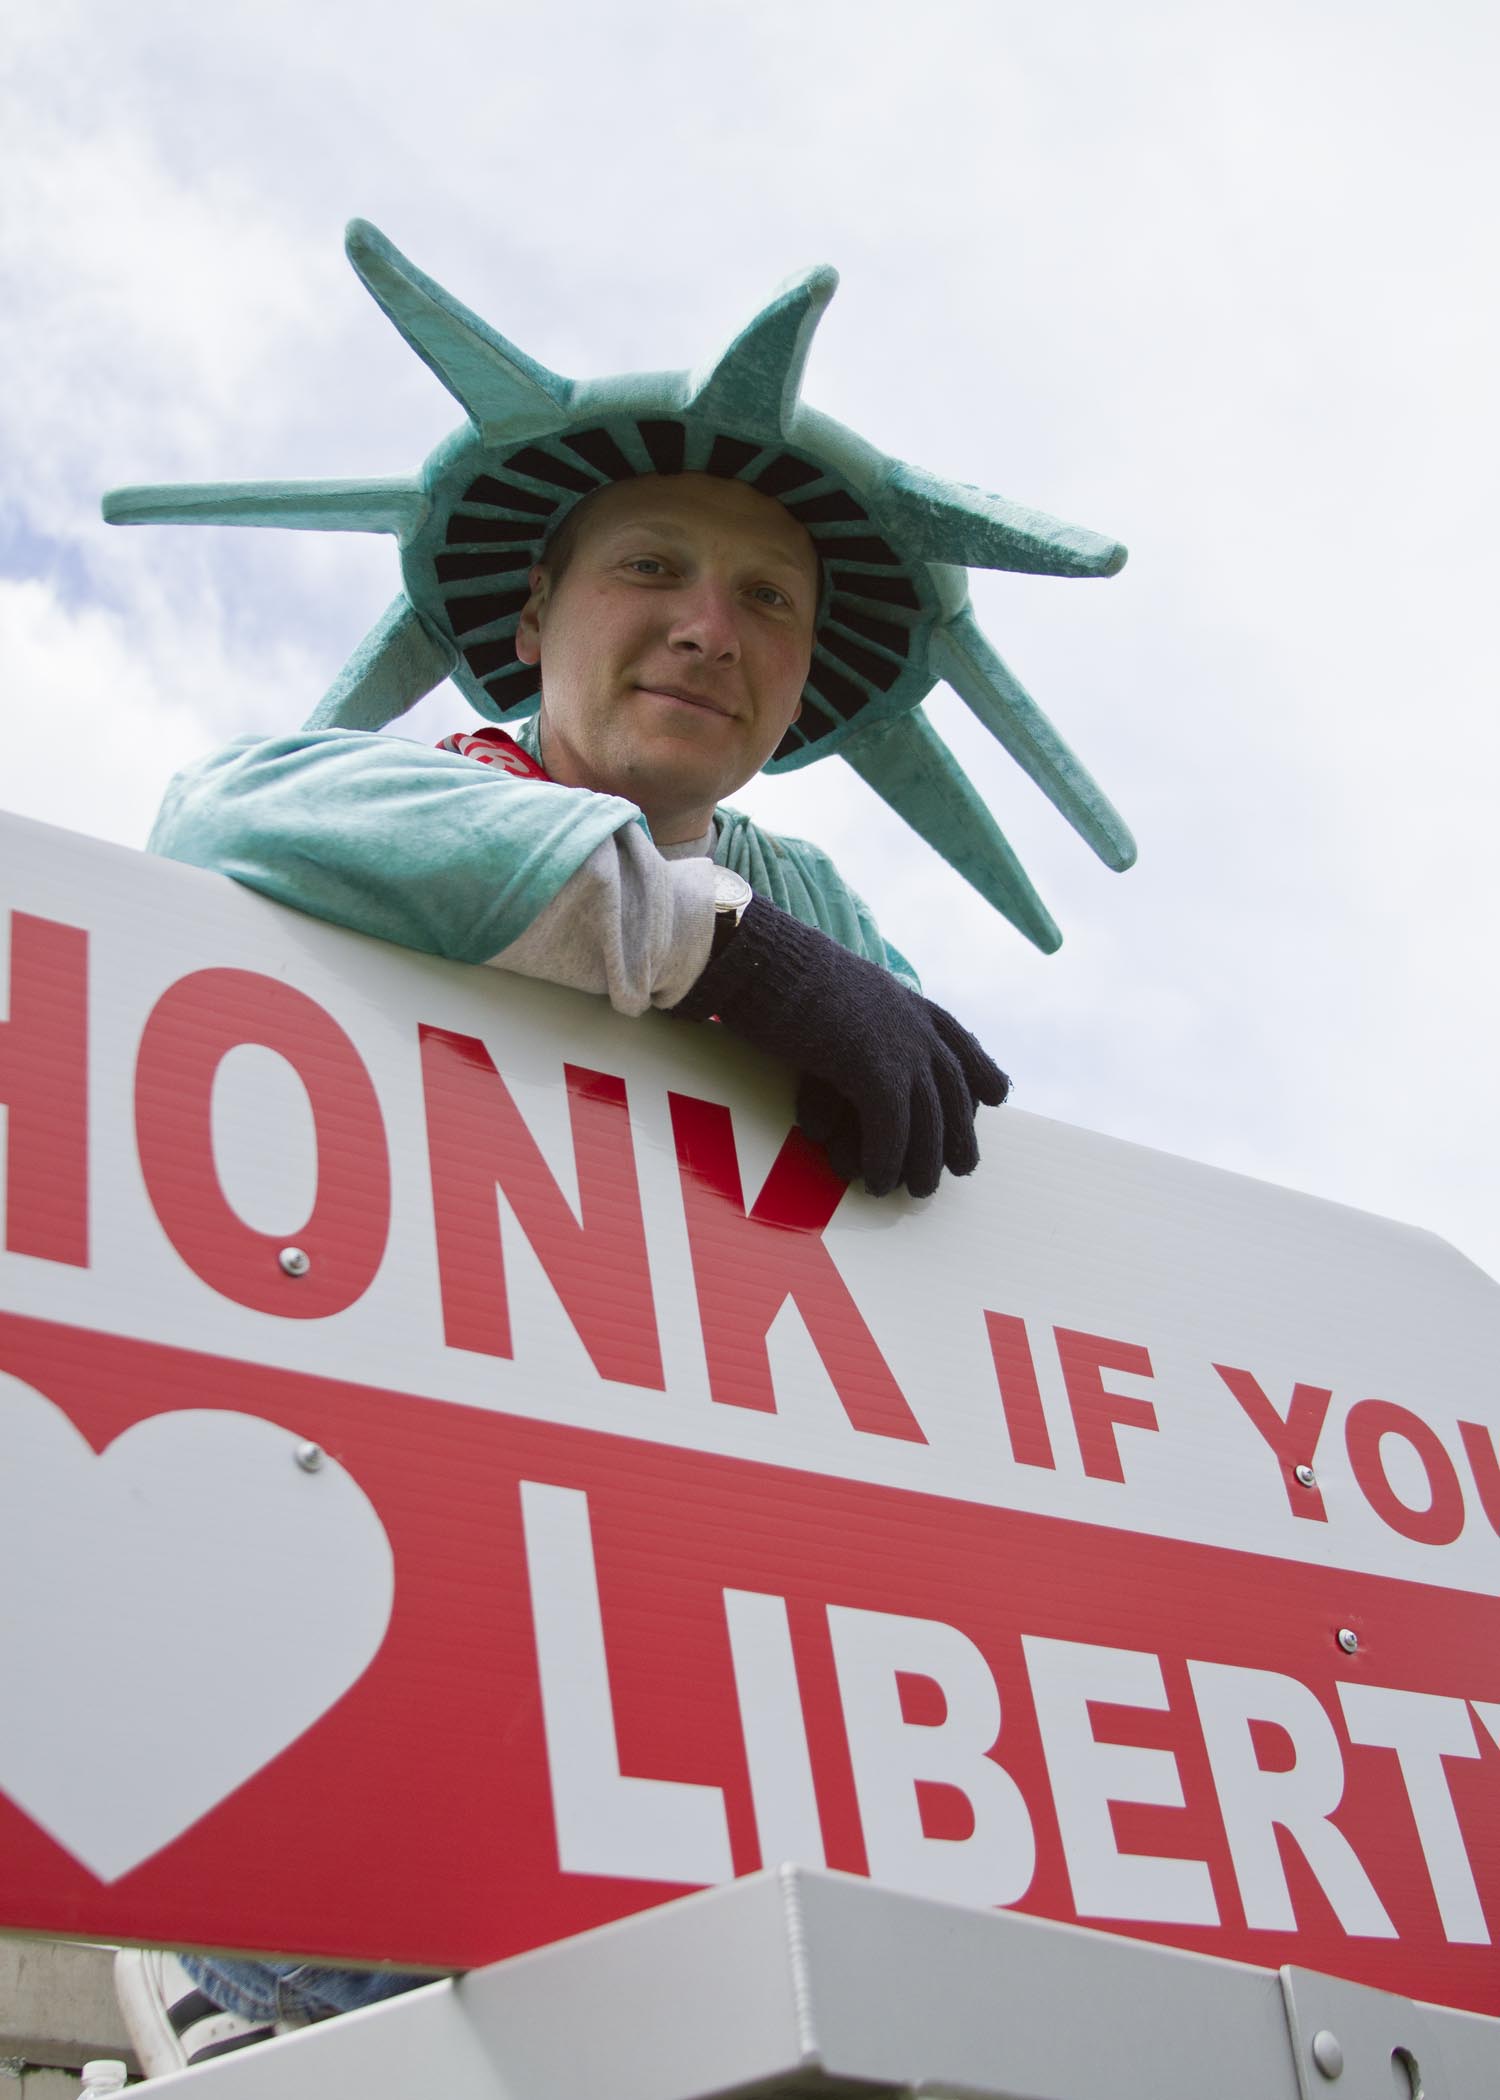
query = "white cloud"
xmin=0 ymin=573 xmax=323 ymax=846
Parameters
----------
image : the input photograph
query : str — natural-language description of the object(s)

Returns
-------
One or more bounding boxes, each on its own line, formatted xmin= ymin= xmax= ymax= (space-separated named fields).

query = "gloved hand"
xmin=671 ymin=897 xmax=1009 ymax=1198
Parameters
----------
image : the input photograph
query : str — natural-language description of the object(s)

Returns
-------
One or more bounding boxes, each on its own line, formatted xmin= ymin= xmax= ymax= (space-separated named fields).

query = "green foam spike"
xmin=842 ymin=706 xmax=1063 ymax=952
xmin=101 ymin=480 xmax=427 ymax=540
xmin=930 ymin=609 xmax=1136 ymax=872
xmin=688 ymin=265 xmax=839 ymax=444
xmin=303 ymin=597 xmax=457 ymax=732
xmin=345 ymin=219 xmax=571 ymax=438
xmin=883 ymin=463 xmax=1127 ymax=579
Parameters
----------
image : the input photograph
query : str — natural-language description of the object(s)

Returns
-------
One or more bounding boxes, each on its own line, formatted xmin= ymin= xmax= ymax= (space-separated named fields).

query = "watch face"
xmin=712 ymin=868 xmax=754 ymax=914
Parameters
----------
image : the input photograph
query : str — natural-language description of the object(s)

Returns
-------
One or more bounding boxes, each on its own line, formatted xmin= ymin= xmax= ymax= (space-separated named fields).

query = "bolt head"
xmin=294 ymin=1440 xmax=325 ymax=1473
xmin=279 ymin=1246 xmax=311 ymax=1277
xmin=1311 ymin=2028 xmax=1344 ymax=2079
xmin=1336 ymin=1627 xmax=1359 ymax=1654
xmin=1294 ymin=1463 xmax=1317 ymax=1488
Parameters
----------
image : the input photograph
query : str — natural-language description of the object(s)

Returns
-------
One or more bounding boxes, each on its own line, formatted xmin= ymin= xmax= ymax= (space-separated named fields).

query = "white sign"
xmin=2 ymin=809 xmax=1499 ymax=2015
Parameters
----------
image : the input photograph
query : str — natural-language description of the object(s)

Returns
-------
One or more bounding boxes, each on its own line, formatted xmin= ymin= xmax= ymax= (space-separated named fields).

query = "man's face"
xmin=514 ymin=473 xmax=819 ymax=842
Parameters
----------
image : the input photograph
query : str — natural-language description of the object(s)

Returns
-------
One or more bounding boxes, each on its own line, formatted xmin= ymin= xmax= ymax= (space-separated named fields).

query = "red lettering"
xmin=421 ymin=1032 xmax=663 ymax=1388
xmin=915 ymin=1782 xmax=978 ymax=1842
xmin=669 ymin=1094 xmax=925 ymax=1443
xmin=0 ymin=913 xmax=88 ymax=1266
xmin=135 ymin=970 xmax=389 ymax=1317
xmin=896 ymin=1673 xmax=950 ymax=1726
xmin=1054 ymin=1327 xmax=1157 ymax=1482
xmin=1457 ymin=1420 xmax=1500 ymax=1537
xmin=1213 ymin=1364 xmax=1331 ymax=1520
xmin=1345 ymin=1400 xmax=1465 ymax=1546
xmin=985 ymin=1312 xmax=1056 ymax=1468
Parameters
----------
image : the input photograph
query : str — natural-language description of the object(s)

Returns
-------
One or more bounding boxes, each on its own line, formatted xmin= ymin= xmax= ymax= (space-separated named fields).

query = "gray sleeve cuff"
xmin=486 ymin=829 xmax=718 ymax=1014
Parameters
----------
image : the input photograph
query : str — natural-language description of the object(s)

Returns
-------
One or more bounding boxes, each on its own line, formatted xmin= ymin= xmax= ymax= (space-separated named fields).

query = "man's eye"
xmin=751 ymin=585 xmax=790 ymax=608
xmin=626 ymin=557 xmax=667 ymax=575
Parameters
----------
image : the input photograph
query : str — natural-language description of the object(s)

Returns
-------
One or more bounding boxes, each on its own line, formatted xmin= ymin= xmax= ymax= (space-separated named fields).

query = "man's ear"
xmin=514 ymin=565 xmax=549 ymax=667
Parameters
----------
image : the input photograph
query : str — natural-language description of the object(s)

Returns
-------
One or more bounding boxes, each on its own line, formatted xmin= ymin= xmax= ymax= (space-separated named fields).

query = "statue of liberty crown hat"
xmin=103 ymin=219 xmax=1136 ymax=953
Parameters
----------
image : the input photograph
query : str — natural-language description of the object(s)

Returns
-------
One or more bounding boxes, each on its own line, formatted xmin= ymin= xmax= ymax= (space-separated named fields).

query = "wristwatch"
xmin=708 ymin=867 xmax=754 ymax=962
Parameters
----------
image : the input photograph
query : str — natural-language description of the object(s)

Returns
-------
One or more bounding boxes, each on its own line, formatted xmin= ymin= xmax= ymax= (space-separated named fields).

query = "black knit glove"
xmin=671 ymin=897 xmax=1009 ymax=1198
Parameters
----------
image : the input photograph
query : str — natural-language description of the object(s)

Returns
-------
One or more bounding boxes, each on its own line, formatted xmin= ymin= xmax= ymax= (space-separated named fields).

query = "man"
xmin=107 ymin=224 xmax=1131 ymax=2073
xmin=147 ymin=461 xmax=1005 ymax=1201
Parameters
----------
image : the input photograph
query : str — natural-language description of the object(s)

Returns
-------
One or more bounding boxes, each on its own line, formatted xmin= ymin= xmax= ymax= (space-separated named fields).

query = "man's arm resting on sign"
xmin=149 ymin=728 xmax=720 ymax=1011
xmin=148 ymin=729 xmax=645 ymax=963
xmin=149 ymin=728 xmax=1006 ymax=1195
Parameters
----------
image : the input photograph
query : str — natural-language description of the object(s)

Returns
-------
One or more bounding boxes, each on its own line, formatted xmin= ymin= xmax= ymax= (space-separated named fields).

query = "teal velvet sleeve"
xmin=148 ymin=729 xmax=645 ymax=964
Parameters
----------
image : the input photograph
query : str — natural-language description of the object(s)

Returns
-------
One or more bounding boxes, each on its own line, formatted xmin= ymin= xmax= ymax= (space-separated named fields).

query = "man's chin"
xmin=601 ymin=735 xmax=764 ymax=829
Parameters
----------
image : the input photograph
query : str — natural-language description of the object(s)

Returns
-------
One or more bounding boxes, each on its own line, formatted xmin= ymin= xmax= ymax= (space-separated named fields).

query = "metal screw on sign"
xmin=1393 ymin=2045 xmax=1424 ymax=2099
xmin=1294 ymin=1463 xmax=1317 ymax=1488
xmin=1336 ymin=1628 xmax=1359 ymax=1655
xmin=279 ymin=1246 xmax=311 ymax=1277
xmin=1310 ymin=2029 xmax=1344 ymax=2080
xmin=295 ymin=1441 xmax=325 ymax=1474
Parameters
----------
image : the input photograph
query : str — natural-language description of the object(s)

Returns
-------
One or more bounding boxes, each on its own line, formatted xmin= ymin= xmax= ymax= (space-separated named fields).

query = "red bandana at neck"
xmin=437 ymin=727 xmax=553 ymax=782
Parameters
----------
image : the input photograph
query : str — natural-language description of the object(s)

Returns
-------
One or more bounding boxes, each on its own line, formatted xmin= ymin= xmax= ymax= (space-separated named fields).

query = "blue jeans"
xmin=181 ymin=1954 xmax=430 ymax=2023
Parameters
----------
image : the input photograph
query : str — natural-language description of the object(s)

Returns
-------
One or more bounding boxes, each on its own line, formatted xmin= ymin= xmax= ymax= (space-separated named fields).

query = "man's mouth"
xmin=635 ymin=683 xmax=736 ymax=719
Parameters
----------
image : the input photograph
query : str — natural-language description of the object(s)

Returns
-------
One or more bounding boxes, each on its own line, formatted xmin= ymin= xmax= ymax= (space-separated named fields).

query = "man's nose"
xmin=668 ymin=578 xmax=741 ymax=662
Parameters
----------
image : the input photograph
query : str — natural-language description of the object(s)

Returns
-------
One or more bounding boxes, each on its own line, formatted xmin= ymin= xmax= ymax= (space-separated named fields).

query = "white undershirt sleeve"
xmin=484 ymin=824 xmax=719 ymax=1014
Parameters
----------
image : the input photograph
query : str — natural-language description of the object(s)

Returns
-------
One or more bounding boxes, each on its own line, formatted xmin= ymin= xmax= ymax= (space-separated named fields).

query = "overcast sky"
xmin=4 ymin=0 xmax=1497 ymax=1280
